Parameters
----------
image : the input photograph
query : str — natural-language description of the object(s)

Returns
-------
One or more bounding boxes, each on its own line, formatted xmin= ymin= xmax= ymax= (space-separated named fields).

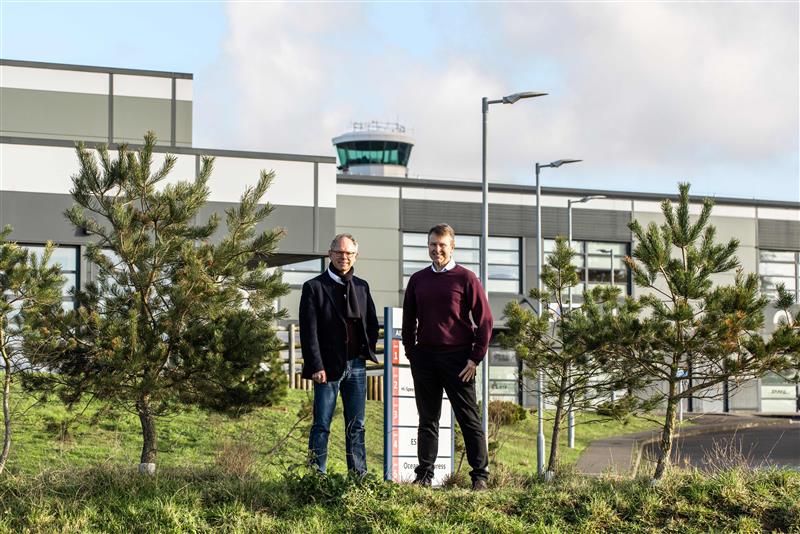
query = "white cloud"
xmin=198 ymin=2 xmax=798 ymax=200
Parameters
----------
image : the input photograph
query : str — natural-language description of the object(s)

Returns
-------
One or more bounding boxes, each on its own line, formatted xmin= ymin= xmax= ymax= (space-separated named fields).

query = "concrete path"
xmin=575 ymin=414 xmax=795 ymax=477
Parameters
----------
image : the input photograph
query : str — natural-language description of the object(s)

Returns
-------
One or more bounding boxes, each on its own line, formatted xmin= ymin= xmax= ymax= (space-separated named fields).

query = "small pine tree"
xmin=770 ymin=284 xmax=800 ymax=387
xmin=0 ymin=228 xmax=64 ymax=474
xmin=622 ymin=183 xmax=787 ymax=480
xmin=28 ymin=132 xmax=289 ymax=474
xmin=503 ymin=236 xmax=649 ymax=474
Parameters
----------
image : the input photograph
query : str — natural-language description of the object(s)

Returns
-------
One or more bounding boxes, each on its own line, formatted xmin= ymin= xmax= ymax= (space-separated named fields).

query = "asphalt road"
xmin=642 ymin=423 xmax=800 ymax=471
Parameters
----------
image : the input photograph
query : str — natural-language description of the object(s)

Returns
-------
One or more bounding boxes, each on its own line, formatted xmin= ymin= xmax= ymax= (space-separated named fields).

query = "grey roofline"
xmin=338 ymin=174 xmax=800 ymax=210
xmin=0 ymin=136 xmax=337 ymax=165
xmin=1 ymin=58 xmax=193 ymax=80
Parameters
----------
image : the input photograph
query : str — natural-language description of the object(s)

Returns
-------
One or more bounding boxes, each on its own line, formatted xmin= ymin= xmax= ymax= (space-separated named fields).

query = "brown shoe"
xmin=471 ymin=479 xmax=488 ymax=491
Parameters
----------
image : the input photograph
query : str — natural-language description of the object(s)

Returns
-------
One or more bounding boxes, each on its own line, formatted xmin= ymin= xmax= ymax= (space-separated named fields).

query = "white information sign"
xmin=384 ymin=307 xmax=454 ymax=486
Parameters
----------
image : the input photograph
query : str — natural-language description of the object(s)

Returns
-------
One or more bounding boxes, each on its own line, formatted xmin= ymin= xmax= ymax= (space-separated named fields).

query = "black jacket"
xmin=299 ymin=271 xmax=379 ymax=381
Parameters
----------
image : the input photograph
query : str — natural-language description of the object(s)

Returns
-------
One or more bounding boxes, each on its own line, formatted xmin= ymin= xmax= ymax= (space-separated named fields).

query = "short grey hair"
xmin=330 ymin=233 xmax=358 ymax=251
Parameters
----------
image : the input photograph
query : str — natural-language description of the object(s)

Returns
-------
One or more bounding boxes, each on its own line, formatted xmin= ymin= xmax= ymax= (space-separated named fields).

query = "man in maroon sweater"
xmin=402 ymin=223 xmax=492 ymax=490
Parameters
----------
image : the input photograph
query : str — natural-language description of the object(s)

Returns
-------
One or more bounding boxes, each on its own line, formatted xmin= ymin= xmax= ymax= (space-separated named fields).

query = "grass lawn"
xmin=5 ymin=386 xmax=663 ymax=478
xmin=2 ymin=383 xmax=797 ymax=533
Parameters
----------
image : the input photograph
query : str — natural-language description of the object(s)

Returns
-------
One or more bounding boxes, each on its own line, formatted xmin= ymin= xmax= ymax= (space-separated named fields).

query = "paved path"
xmin=641 ymin=424 xmax=800 ymax=471
xmin=575 ymin=414 xmax=796 ymax=477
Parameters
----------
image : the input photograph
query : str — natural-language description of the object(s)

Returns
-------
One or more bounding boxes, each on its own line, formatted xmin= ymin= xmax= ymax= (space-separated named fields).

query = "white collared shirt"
xmin=431 ymin=258 xmax=456 ymax=273
xmin=327 ymin=267 xmax=346 ymax=285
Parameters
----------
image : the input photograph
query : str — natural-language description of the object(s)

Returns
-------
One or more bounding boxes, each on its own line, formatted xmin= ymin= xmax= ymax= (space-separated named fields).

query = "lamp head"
xmin=502 ymin=91 xmax=548 ymax=104
xmin=549 ymin=159 xmax=583 ymax=168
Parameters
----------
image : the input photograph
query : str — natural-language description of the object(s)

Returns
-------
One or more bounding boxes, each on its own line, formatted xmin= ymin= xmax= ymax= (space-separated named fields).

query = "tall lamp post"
xmin=566 ymin=193 xmax=604 ymax=448
xmin=534 ymin=159 xmax=581 ymax=477
xmin=480 ymin=91 xmax=547 ymax=446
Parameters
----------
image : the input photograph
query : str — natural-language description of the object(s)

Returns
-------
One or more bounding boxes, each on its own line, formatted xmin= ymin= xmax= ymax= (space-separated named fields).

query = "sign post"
xmin=384 ymin=307 xmax=454 ymax=485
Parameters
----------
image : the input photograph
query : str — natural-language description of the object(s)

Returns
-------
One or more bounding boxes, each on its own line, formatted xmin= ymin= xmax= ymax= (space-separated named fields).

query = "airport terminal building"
xmin=2 ymin=59 xmax=798 ymax=413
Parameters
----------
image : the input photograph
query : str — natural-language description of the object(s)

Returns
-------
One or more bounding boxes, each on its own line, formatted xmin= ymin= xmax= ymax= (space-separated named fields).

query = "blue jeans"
xmin=308 ymin=358 xmax=367 ymax=474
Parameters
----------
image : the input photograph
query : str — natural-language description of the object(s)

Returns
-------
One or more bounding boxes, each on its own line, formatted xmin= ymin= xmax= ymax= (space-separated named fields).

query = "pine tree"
xmin=0 ymin=228 xmax=64 ymax=474
xmin=503 ymin=236 xmax=649 ymax=474
xmin=623 ymin=183 xmax=787 ymax=480
xmin=28 ymin=133 xmax=289 ymax=474
xmin=770 ymin=284 xmax=800 ymax=387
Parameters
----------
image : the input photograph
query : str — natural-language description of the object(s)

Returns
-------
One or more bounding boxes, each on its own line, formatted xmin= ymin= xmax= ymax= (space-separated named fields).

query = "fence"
xmin=281 ymin=323 xmax=385 ymax=401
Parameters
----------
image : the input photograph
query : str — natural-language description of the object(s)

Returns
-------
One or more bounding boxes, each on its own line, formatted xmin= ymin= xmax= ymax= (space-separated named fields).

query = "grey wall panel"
xmin=197 ymin=203 xmax=333 ymax=257
xmin=402 ymin=200 xmax=630 ymax=241
xmin=570 ymin=209 xmax=631 ymax=242
xmin=1 ymin=193 xmax=333 ymax=259
xmin=175 ymin=100 xmax=192 ymax=146
xmin=112 ymin=96 xmax=172 ymax=145
xmin=402 ymin=200 xmax=480 ymax=234
xmin=0 ymin=88 xmax=108 ymax=142
xmin=343 ymin=258 xmax=399 ymax=295
xmin=758 ymin=219 xmax=800 ymax=251
xmin=337 ymin=195 xmax=399 ymax=229
xmin=277 ymin=289 xmax=302 ymax=322
xmin=334 ymin=226 xmax=400 ymax=261
xmin=0 ymin=191 xmax=83 ymax=244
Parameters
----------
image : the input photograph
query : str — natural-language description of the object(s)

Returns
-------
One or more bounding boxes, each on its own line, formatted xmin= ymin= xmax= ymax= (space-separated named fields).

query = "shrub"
xmin=489 ymin=400 xmax=528 ymax=426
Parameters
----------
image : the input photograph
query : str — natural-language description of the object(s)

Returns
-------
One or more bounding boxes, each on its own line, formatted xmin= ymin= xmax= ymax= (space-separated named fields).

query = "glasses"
xmin=330 ymin=250 xmax=357 ymax=258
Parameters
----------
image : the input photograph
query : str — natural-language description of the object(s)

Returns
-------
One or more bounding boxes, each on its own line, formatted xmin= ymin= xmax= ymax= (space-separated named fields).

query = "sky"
xmin=2 ymin=1 xmax=798 ymax=202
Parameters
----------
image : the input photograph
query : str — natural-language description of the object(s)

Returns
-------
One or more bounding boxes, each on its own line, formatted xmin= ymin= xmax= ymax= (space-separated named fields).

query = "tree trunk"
xmin=136 ymin=393 xmax=157 ymax=475
xmin=546 ymin=369 xmax=570 ymax=473
xmin=653 ymin=379 xmax=678 ymax=480
xmin=0 ymin=344 xmax=11 ymax=475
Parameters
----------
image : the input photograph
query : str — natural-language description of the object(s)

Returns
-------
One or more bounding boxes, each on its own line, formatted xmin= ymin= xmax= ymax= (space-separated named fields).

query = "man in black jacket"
xmin=300 ymin=233 xmax=379 ymax=475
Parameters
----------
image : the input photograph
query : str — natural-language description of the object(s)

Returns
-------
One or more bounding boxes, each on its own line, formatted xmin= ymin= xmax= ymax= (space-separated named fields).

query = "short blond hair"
xmin=428 ymin=224 xmax=455 ymax=243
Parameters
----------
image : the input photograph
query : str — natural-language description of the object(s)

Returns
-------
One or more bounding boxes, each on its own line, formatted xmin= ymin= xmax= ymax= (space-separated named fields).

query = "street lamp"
xmin=565 ymin=192 xmax=604 ymax=449
xmin=480 ymin=91 xmax=547 ymax=447
xmin=597 ymin=248 xmax=615 ymax=286
xmin=533 ymin=158 xmax=581 ymax=478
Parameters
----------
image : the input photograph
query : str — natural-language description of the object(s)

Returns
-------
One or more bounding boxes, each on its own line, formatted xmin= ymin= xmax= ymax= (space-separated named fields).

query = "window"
xmin=22 ymin=244 xmax=79 ymax=311
xmin=759 ymin=250 xmax=799 ymax=300
xmin=545 ymin=239 xmax=630 ymax=295
xmin=402 ymin=233 xmax=521 ymax=293
xmin=280 ymin=258 xmax=324 ymax=286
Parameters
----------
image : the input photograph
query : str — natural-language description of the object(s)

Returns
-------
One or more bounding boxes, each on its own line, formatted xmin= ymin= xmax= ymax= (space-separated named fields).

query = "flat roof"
xmin=1 ymin=58 xmax=193 ymax=80
xmin=338 ymin=174 xmax=800 ymax=210
xmin=0 ymin=136 xmax=337 ymax=165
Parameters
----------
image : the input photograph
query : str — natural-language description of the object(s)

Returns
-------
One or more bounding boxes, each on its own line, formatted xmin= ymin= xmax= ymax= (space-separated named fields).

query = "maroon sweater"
xmin=402 ymin=265 xmax=493 ymax=363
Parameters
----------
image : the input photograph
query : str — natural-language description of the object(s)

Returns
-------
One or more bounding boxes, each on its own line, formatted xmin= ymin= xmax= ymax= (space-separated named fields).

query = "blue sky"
xmin=2 ymin=1 xmax=798 ymax=202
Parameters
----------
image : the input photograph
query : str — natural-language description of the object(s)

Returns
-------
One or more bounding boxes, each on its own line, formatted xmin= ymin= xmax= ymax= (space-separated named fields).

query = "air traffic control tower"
xmin=332 ymin=121 xmax=414 ymax=178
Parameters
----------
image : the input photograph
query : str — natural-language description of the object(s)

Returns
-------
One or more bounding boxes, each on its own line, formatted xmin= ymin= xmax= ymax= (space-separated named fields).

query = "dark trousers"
xmin=409 ymin=348 xmax=489 ymax=483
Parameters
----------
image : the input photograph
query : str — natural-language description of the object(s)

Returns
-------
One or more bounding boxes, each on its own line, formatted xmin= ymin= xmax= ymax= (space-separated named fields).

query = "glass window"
xmin=488 ymin=250 xmax=519 ymax=265
xmin=279 ymin=258 xmax=324 ymax=287
xmin=759 ymin=250 xmax=799 ymax=300
xmin=760 ymin=262 xmax=796 ymax=277
xmin=760 ymin=250 xmax=796 ymax=262
xmin=545 ymin=239 xmax=630 ymax=295
xmin=458 ymin=235 xmax=481 ymax=249
xmin=586 ymin=242 xmax=626 ymax=255
xmin=402 ymin=232 xmax=521 ymax=293
xmin=21 ymin=244 xmax=79 ymax=309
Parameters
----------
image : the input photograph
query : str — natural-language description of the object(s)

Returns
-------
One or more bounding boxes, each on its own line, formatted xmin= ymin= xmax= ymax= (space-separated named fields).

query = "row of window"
xmin=277 ymin=234 xmax=631 ymax=295
xmin=13 ymin=244 xmax=799 ymax=307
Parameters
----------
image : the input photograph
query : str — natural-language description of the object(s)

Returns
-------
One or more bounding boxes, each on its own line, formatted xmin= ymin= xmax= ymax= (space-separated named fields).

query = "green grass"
xmin=5 ymin=385 xmax=662 ymax=478
xmin=2 ymin=383 xmax=797 ymax=532
xmin=493 ymin=409 xmax=664 ymax=470
xmin=0 ymin=464 xmax=797 ymax=533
